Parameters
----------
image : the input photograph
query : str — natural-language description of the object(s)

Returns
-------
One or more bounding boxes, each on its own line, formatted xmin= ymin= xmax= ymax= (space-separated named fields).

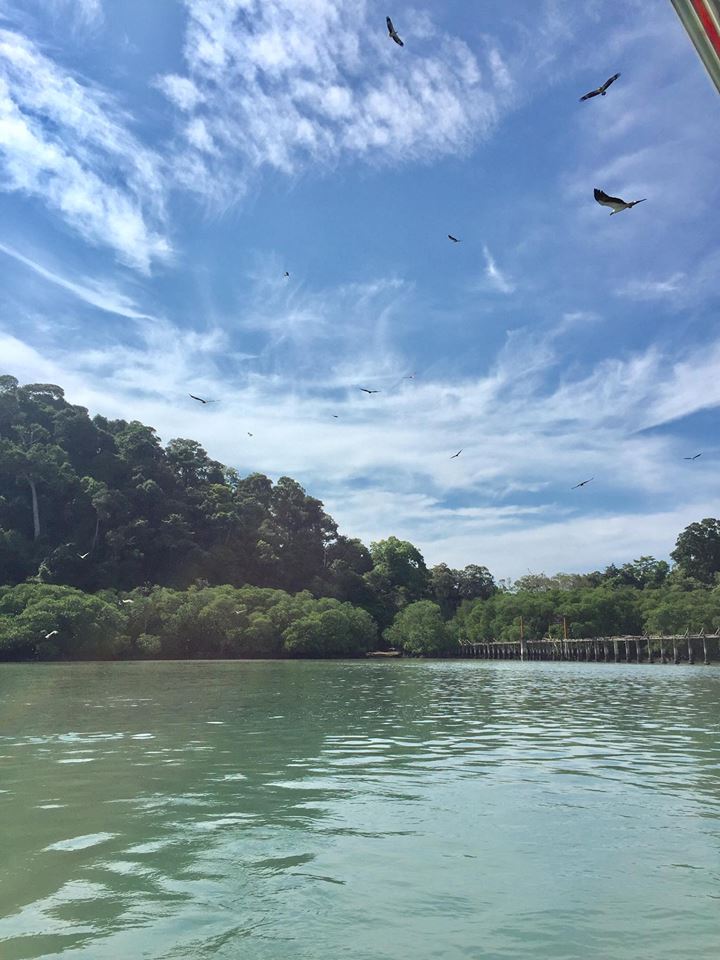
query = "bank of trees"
xmin=2 ymin=375 xmax=720 ymax=661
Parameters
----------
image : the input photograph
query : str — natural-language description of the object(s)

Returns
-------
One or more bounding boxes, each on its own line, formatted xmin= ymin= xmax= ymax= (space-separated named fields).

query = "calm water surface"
xmin=0 ymin=661 xmax=718 ymax=959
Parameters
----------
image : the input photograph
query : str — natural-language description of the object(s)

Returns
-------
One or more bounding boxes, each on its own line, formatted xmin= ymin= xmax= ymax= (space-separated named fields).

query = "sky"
xmin=0 ymin=0 xmax=718 ymax=580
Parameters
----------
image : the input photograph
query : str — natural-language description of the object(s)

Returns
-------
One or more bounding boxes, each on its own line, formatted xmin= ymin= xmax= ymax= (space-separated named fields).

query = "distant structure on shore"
xmin=671 ymin=0 xmax=720 ymax=93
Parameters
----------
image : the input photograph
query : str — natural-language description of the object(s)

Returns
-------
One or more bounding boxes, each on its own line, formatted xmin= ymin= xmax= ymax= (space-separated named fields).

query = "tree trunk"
xmin=28 ymin=476 xmax=40 ymax=541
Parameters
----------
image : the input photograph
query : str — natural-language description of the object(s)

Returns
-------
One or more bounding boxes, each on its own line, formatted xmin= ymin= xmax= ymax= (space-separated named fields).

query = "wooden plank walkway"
xmin=459 ymin=629 xmax=720 ymax=664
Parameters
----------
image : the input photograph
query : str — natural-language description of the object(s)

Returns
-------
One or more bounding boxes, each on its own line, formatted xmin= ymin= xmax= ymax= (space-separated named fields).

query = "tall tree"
xmin=671 ymin=519 xmax=720 ymax=585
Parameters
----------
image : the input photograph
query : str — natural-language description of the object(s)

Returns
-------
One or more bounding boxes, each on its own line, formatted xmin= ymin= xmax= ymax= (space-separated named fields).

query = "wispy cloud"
xmin=0 ymin=243 xmax=156 ymax=320
xmin=157 ymin=0 xmax=511 ymax=204
xmin=482 ymin=245 xmax=515 ymax=294
xmin=0 ymin=28 xmax=169 ymax=271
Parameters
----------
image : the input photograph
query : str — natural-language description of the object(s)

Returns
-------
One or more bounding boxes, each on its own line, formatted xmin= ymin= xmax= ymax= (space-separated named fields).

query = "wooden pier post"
xmin=688 ymin=637 xmax=694 ymax=665
xmin=673 ymin=638 xmax=679 ymax=664
xmin=647 ymin=636 xmax=653 ymax=663
xmin=613 ymin=639 xmax=619 ymax=662
xmin=702 ymin=631 xmax=709 ymax=665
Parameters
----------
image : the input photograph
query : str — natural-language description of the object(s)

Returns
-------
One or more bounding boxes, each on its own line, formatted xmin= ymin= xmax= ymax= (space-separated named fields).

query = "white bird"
xmin=594 ymin=188 xmax=646 ymax=215
xmin=78 ymin=552 xmax=89 ymax=560
xmin=45 ymin=630 xmax=59 ymax=639
xmin=120 ymin=599 xmax=134 ymax=604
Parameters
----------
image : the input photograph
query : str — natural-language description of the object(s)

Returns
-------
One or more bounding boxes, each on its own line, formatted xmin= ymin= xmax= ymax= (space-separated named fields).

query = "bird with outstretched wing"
xmin=594 ymin=188 xmax=646 ymax=215
xmin=448 ymin=234 xmax=460 ymax=243
xmin=580 ymin=73 xmax=620 ymax=101
xmin=450 ymin=450 xmax=463 ymax=459
xmin=572 ymin=477 xmax=594 ymax=489
xmin=359 ymin=387 xmax=380 ymax=394
xmin=189 ymin=394 xmax=218 ymax=404
xmin=386 ymin=16 xmax=403 ymax=46
xmin=683 ymin=453 xmax=702 ymax=460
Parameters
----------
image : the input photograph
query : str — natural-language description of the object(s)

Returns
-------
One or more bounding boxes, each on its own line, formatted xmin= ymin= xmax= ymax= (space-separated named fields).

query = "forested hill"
xmin=0 ymin=375 xmax=366 ymax=595
xmin=3 ymin=374 xmax=720 ymax=663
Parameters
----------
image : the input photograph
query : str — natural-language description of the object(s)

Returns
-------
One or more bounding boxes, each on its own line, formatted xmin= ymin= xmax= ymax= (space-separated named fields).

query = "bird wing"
xmin=189 ymin=394 xmax=205 ymax=402
xmin=579 ymin=88 xmax=601 ymax=101
xmin=448 ymin=235 xmax=459 ymax=242
xmin=386 ymin=16 xmax=403 ymax=44
xmin=594 ymin=188 xmax=625 ymax=209
xmin=601 ymin=72 xmax=621 ymax=92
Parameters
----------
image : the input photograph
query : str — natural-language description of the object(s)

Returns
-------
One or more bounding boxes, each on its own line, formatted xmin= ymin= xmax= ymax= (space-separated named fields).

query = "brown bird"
xmin=386 ymin=16 xmax=403 ymax=46
xmin=580 ymin=73 xmax=620 ymax=101
xmin=189 ymin=394 xmax=218 ymax=404
xmin=572 ymin=477 xmax=594 ymax=489
xmin=594 ymin=189 xmax=646 ymax=215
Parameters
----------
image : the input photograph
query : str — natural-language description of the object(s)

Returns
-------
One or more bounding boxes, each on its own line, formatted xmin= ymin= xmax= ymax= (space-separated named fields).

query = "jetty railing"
xmin=458 ymin=628 xmax=720 ymax=664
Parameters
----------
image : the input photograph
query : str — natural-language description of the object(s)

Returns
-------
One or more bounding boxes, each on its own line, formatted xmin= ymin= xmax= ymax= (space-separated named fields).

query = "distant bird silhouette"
xmin=247 ymin=432 xmax=253 ymax=437
xmin=189 ymin=394 xmax=218 ymax=404
xmin=450 ymin=450 xmax=463 ymax=459
xmin=683 ymin=453 xmax=702 ymax=460
xmin=448 ymin=234 xmax=461 ymax=243
xmin=45 ymin=630 xmax=59 ymax=639
xmin=572 ymin=477 xmax=594 ymax=489
xmin=77 ymin=552 xmax=89 ymax=560
xmin=332 ymin=414 xmax=339 ymax=418
xmin=386 ymin=16 xmax=403 ymax=46
xmin=594 ymin=188 xmax=646 ymax=215
xmin=580 ymin=73 xmax=621 ymax=101
xmin=359 ymin=388 xmax=380 ymax=394
xmin=403 ymin=373 xmax=416 ymax=379
xmin=284 ymin=271 xmax=290 ymax=278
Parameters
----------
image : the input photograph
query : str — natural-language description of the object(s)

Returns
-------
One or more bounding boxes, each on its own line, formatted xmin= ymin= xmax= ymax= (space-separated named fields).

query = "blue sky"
xmin=0 ymin=0 xmax=718 ymax=579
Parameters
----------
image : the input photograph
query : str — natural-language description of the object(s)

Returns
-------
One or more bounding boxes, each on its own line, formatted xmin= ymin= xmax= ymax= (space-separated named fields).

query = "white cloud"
xmin=482 ymin=245 xmax=515 ymax=294
xmin=157 ymin=0 xmax=510 ymax=203
xmin=0 ymin=29 xmax=170 ymax=271
xmin=0 ymin=243 xmax=156 ymax=320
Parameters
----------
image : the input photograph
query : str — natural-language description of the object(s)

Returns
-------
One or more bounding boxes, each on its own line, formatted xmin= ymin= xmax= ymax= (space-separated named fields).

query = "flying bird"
xmin=386 ymin=16 xmax=403 ymax=46
xmin=120 ymin=599 xmax=134 ymax=605
xmin=247 ymin=432 xmax=253 ymax=437
xmin=189 ymin=394 xmax=218 ymax=404
xmin=594 ymin=188 xmax=646 ymax=215
xmin=45 ymin=630 xmax=59 ymax=639
xmin=359 ymin=388 xmax=380 ymax=394
xmin=683 ymin=453 xmax=702 ymax=460
xmin=572 ymin=477 xmax=594 ymax=489
xmin=284 ymin=271 xmax=290 ymax=278
xmin=332 ymin=414 xmax=339 ymax=418
xmin=448 ymin=234 xmax=461 ymax=243
xmin=77 ymin=552 xmax=89 ymax=560
xmin=403 ymin=373 xmax=416 ymax=379
xmin=450 ymin=450 xmax=463 ymax=459
xmin=579 ymin=73 xmax=621 ymax=101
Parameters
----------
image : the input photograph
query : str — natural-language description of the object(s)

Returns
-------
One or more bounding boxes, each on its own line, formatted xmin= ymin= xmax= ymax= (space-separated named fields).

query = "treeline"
xmin=2 ymin=374 xmax=720 ymax=661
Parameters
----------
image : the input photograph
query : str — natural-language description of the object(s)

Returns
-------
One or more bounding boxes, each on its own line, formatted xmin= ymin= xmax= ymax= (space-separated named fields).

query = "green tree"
xmin=671 ymin=519 xmax=720 ymax=585
xmin=385 ymin=600 xmax=457 ymax=656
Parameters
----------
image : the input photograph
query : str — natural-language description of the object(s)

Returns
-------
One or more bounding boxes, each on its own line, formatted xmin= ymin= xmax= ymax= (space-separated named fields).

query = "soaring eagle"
xmin=386 ymin=16 xmax=403 ymax=46
xmin=572 ymin=477 xmax=594 ymax=489
xmin=594 ymin=189 xmax=646 ymax=215
xmin=580 ymin=73 xmax=621 ymax=101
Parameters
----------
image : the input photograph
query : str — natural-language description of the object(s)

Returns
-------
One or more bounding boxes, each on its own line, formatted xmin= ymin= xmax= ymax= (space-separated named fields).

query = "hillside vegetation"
xmin=2 ymin=375 xmax=720 ymax=660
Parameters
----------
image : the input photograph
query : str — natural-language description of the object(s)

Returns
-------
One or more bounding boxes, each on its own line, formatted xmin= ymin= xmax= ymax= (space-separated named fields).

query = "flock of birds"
xmin=181 ymin=16 xmax=703 ymax=491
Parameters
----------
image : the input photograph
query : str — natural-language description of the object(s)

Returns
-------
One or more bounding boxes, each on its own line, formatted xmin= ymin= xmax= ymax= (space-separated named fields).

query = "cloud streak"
xmin=0 ymin=28 xmax=169 ymax=271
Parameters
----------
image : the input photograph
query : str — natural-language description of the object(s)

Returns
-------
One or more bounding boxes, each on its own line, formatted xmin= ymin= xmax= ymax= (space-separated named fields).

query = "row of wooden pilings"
xmin=459 ymin=631 xmax=720 ymax=664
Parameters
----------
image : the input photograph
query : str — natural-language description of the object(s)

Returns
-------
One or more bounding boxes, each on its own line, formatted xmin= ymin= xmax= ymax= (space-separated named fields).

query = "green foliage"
xmin=385 ymin=600 xmax=457 ymax=656
xmin=671 ymin=519 xmax=720 ymax=585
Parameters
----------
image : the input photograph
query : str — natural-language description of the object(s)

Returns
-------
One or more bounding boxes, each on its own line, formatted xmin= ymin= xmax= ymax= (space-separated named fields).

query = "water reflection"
xmin=0 ymin=661 xmax=718 ymax=959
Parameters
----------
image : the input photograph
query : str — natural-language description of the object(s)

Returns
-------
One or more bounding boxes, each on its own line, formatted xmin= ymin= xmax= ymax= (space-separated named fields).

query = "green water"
xmin=0 ymin=661 xmax=718 ymax=960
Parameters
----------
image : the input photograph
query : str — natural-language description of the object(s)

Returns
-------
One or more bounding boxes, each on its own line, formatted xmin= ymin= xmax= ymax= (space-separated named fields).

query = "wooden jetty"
xmin=459 ymin=628 xmax=720 ymax=664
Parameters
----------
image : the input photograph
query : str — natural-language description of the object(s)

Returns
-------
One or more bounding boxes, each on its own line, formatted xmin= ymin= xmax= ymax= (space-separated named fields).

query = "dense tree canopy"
xmin=0 ymin=375 xmax=718 ymax=661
